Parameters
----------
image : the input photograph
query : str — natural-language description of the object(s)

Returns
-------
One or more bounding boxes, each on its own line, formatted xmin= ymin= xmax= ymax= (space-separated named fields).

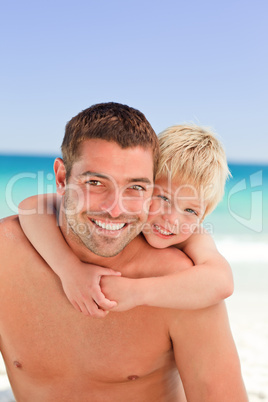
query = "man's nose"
xmin=100 ymin=191 xmax=123 ymax=218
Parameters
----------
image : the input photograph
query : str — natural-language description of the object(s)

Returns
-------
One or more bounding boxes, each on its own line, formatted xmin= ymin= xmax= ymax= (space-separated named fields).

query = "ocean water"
xmin=0 ymin=154 xmax=268 ymax=401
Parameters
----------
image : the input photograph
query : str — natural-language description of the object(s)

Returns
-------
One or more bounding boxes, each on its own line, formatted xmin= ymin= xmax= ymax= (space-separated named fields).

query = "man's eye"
xmin=85 ymin=180 xmax=102 ymax=186
xmin=185 ymin=208 xmax=197 ymax=215
xmin=157 ymin=195 xmax=170 ymax=203
xmin=130 ymin=185 xmax=145 ymax=191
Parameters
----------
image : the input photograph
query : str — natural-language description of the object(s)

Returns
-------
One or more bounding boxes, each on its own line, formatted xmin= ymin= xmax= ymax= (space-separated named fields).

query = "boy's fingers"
xmin=70 ymin=298 xmax=108 ymax=318
xmin=72 ymin=300 xmax=83 ymax=313
xmin=79 ymin=301 xmax=91 ymax=316
xmin=92 ymin=286 xmax=115 ymax=303
xmin=100 ymin=269 xmax=121 ymax=277
xmin=93 ymin=291 xmax=117 ymax=309
xmin=92 ymin=309 xmax=109 ymax=318
xmin=73 ymin=299 xmax=97 ymax=317
xmin=96 ymin=298 xmax=117 ymax=310
xmin=88 ymin=301 xmax=109 ymax=318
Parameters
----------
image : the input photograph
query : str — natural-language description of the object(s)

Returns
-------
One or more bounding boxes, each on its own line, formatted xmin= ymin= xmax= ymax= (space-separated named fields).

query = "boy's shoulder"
xmin=176 ymin=227 xmax=213 ymax=250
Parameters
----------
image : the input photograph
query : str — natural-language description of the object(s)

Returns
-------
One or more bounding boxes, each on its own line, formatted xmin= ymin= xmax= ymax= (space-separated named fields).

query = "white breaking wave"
xmin=215 ymin=238 xmax=268 ymax=264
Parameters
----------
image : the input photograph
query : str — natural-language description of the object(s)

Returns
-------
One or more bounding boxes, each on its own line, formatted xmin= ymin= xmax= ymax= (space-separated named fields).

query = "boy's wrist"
xmin=133 ymin=278 xmax=151 ymax=307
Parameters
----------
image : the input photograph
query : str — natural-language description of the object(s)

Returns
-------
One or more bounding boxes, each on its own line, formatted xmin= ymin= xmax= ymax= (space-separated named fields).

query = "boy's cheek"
xmin=147 ymin=209 xmax=161 ymax=221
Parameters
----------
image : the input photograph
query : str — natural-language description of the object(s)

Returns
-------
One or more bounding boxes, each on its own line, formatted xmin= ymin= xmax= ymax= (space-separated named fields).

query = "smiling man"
xmin=0 ymin=103 xmax=247 ymax=401
xmin=57 ymin=139 xmax=154 ymax=257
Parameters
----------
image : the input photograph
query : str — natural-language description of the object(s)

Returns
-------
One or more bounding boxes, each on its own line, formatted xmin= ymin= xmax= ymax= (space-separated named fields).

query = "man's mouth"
xmin=153 ymin=224 xmax=174 ymax=237
xmin=91 ymin=219 xmax=126 ymax=231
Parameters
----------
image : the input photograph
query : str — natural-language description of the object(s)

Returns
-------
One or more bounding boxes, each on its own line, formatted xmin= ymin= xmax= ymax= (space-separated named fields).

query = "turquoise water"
xmin=0 ymin=154 xmax=57 ymax=218
xmin=206 ymin=163 xmax=268 ymax=236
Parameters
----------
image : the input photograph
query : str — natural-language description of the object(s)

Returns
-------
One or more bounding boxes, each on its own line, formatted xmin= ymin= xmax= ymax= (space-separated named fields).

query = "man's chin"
xmin=80 ymin=241 xmax=127 ymax=258
xmin=65 ymin=216 xmax=145 ymax=257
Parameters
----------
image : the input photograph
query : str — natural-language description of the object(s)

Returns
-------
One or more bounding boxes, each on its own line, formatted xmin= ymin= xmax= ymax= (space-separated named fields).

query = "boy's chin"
xmin=143 ymin=233 xmax=174 ymax=249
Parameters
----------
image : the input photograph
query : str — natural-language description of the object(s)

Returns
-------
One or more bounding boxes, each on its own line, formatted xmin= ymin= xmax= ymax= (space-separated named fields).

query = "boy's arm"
xmin=18 ymin=194 xmax=120 ymax=317
xmin=102 ymin=231 xmax=233 ymax=311
xmin=174 ymin=229 xmax=234 ymax=305
xmin=144 ymin=231 xmax=233 ymax=309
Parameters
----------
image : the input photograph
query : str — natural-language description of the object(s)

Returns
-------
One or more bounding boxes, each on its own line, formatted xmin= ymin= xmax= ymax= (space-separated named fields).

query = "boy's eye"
xmin=185 ymin=208 xmax=197 ymax=215
xmin=157 ymin=195 xmax=170 ymax=203
xmin=129 ymin=184 xmax=145 ymax=191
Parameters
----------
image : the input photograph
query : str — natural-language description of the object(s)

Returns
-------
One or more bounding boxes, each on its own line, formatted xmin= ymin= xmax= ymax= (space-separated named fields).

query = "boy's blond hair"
xmin=156 ymin=124 xmax=230 ymax=217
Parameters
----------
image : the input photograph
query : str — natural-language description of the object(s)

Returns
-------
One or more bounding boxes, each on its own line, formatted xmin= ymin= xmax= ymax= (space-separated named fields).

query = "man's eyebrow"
xmin=130 ymin=178 xmax=152 ymax=185
xmin=78 ymin=171 xmax=108 ymax=179
xmin=78 ymin=171 xmax=152 ymax=185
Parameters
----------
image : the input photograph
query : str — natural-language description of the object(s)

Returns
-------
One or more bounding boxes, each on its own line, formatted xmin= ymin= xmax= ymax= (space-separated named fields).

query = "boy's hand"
xmin=100 ymin=276 xmax=140 ymax=312
xmin=60 ymin=262 xmax=121 ymax=318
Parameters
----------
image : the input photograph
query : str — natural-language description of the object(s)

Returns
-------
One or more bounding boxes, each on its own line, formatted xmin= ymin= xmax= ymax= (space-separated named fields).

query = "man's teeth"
xmin=93 ymin=220 xmax=125 ymax=231
xmin=154 ymin=225 xmax=173 ymax=236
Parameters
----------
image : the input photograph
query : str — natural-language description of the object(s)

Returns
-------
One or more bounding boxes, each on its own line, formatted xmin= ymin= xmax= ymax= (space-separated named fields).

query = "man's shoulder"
xmin=154 ymin=245 xmax=192 ymax=263
xmin=0 ymin=215 xmax=30 ymax=258
xmin=155 ymin=246 xmax=193 ymax=274
xmin=0 ymin=214 xmax=23 ymax=239
xmin=133 ymin=236 xmax=193 ymax=277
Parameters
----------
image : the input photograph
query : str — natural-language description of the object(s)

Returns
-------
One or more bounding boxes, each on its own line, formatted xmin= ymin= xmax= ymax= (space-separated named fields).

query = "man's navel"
xmin=13 ymin=360 xmax=22 ymax=369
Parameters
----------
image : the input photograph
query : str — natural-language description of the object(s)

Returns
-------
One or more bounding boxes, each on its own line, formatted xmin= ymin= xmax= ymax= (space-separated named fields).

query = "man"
xmin=0 ymin=103 xmax=247 ymax=401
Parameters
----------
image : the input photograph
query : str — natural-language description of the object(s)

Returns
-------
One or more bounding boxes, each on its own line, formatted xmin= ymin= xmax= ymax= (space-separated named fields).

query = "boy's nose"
xmin=162 ymin=212 xmax=180 ymax=230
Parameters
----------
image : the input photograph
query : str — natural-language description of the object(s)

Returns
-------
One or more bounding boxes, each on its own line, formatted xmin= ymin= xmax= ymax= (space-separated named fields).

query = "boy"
xmin=19 ymin=124 xmax=233 ymax=317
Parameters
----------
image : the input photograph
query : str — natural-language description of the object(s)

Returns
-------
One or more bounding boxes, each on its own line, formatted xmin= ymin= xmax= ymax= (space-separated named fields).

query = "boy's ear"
xmin=54 ymin=158 xmax=66 ymax=195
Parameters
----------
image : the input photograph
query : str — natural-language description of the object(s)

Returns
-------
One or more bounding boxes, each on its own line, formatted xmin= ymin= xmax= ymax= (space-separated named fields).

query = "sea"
xmin=0 ymin=154 xmax=268 ymax=401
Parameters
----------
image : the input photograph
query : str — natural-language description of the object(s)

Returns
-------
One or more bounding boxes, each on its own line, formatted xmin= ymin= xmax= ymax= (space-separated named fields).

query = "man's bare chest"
xmin=0 ymin=262 xmax=174 ymax=384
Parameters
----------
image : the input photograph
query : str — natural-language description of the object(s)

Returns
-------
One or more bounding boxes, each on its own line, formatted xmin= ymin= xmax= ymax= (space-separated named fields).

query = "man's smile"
xmin=91 ymin=219 xmax=126 ymax=232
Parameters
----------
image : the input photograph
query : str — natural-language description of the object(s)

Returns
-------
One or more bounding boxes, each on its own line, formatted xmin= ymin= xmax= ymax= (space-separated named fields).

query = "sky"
xmin=0 ymin=0 xmax=268 ymax=164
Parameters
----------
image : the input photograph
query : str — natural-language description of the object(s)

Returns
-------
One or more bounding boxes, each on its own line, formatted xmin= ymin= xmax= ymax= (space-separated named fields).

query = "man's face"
xmin=59 ymin=139 xmax=154 ymax=257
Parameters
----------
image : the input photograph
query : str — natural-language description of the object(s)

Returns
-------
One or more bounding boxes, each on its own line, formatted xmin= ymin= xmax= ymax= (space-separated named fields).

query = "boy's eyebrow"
xmin=78 ymin=171 xmax=152 ymax=185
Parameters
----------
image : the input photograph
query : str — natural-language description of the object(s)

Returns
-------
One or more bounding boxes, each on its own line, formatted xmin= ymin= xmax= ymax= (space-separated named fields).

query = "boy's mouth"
xmin=152 ymin=224 xmax=174 ymax=237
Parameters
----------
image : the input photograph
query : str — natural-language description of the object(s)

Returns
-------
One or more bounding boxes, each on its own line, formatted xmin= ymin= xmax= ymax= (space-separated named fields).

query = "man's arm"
xmin=169 ymin=302 xmax=248 ymax=401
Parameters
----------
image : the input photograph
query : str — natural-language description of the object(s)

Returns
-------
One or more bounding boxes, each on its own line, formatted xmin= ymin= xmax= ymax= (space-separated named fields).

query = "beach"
xmin=227 ymin=291 xmax=268 ymax=401
xmin=0 ymin=154 xmax=267 ymax=401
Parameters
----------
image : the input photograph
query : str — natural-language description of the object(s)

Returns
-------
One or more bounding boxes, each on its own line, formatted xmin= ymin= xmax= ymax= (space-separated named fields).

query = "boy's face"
xmin=143 ymin=176 xmax=206 ymax=248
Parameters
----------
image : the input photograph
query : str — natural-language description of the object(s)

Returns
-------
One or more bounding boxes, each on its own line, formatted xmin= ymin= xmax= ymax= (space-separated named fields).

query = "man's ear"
xmin=54 ymin=158 xmax=67 ymax=195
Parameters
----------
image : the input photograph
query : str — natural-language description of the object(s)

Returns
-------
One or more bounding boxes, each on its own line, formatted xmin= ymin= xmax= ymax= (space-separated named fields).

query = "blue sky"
xmin=1 ymin=0 xmax=267 ymax=163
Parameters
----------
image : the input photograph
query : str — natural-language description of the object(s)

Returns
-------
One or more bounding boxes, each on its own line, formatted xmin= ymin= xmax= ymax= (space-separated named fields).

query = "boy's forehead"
xmin=155 ymin=176 xmax=199 ymax=194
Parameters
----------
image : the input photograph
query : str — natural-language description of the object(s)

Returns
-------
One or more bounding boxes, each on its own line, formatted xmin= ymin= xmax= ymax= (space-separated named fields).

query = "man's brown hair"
xmin=61 ymin=102 xmax=159 ymax=179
